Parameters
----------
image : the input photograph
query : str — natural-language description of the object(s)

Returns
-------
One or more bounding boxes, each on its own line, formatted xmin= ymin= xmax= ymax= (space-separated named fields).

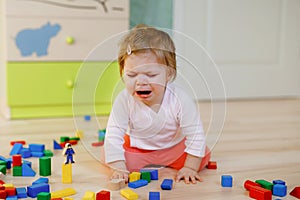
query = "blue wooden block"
xmin=16 ymin=187 xmax=27 ymax=198
xmin=53 ymin=140 xmax=63 ymax=150
xmin=84 ymin=115 xmax=91 ymax=121
xmin=273 ymin=179 xmax=286 ymax=185
xmin=149 ymin=192 xmax=160 ymax=200
xmin=10 ymin=143 xmax=23 ymax=155
xmin=22 ymin=163 xmax=36 ymax=177
xmin=6 ymin=196 xmax=18 ymax=200
xmin=140 ymin=169 xmax=159 ymax=180
xmin=128 ymin=179 xmax=148 ymax=189
xmin=31 ymin=152 xmax=44 ymax=157
xmin=161 ymin=179 xmax=173 ymax=190
xmin=32 ymin=177 xmax=49 ymax=185
xmin=221 ymin=175 xmax=233 ymax=187
xmin=29 ymin=144 xmax=45 ymax=152
xmin=20 ymin=148 xmax=31 ymax=158
xmin=27 ymin=183 xmax=50 ymax=198
xmin=273 ymin=184 xmax=287 ymax=197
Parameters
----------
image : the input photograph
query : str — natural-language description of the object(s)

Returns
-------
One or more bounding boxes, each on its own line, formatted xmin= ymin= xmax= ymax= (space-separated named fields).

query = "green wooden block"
xmin=69 ymin=137 xmax=80 ymax=141
xmin=43 ymin=150 xmax=53 ymax=157
xmin=0 ymin=165 xmax=6 ymax=175
xmin=60 ymin=136 xmax=70 ymax=143
xmin=141 ymin=171 xmax=151 ymax=183
xmin=37 ymin=192 xmax=51 ymax=200
xmin=13 ymin=166 xmax=22 ymax=176
xmin=39 ymin=157 xmax=51 ymax=176
xmin=255 ymin=179 xmax=273 ymax=191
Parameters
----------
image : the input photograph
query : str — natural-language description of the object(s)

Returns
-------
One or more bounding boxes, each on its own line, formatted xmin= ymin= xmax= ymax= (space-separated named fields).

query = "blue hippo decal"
xmin=15 ymin=22 xmax=61 ymax=57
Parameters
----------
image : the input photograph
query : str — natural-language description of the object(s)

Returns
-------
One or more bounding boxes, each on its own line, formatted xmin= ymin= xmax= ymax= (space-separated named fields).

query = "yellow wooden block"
xmin=129 ymin=172 xmax=141 ymax=182
xmin=3 ymin=183 xmax=14 ymax=188
xmin=82 ymin=190 xmax=95 ymax=200
xmin=120 ymin=189 xmax=138 ymax=200
xmin=64 ymin=197 xmax=74 ymax=200
xmin=75 ymin=130 xmax=84 ymax=138
xmin=62 ymin=163 xmax=72 ymax=184
xmin=51 ymin=188 xmax=76 ymax=198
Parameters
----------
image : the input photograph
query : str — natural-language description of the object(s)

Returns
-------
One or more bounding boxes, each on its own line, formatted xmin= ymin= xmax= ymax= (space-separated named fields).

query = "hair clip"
xmin=127 ymin=44 xmax=132 ymax=55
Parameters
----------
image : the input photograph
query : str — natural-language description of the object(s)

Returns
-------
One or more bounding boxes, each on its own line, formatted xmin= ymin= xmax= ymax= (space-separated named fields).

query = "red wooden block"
xmin=0 ymin=190 xmax=6 ymax=199
xmin=92 ymin=141 xmax=104 ymax=147
xmin=206 ymin=161 xmax=217 ymax=169
xmin=12 ymin=154 xmax=22 ymax=166
xmin=244 ymin=180 xmax=261 ymax=191
xmin=5 ymin=187 xmax=16 ymax=196
xmin=290 ymin=186 xmax=300 ymax=199
xmin=10 ymin=140 xmax=26 ymax=145
xmin=96 ymin=190 xmax=110 ymax=200
xmin=0 ymin=180 xmax=5 ymax=185
xmin=249 ymin=186 xmax=272 ymax=200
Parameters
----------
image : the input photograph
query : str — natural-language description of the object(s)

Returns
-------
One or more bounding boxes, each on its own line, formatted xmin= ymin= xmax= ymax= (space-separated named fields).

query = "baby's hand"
xmin=111 ymin=169 xmax=129 ymax=183
xmin=176 ymin=167 xmax=202 ymax=184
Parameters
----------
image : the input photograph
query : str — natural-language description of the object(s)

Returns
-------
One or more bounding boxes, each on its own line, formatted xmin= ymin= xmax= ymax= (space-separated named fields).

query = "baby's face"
xmin=123 ymin=52 xmax=170 ymax=107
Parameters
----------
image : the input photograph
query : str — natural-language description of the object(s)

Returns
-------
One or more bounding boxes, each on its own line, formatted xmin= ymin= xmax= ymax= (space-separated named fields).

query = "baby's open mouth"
xmin=136 ymin=90 xmax=152 ymax=95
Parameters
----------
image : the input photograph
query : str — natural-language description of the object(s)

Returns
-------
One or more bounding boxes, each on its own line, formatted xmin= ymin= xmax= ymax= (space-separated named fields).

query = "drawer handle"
xmin=66 ymin=36 xmax=75 ymax=45
xmin=66 ymin=80 xmax=74 ymax=89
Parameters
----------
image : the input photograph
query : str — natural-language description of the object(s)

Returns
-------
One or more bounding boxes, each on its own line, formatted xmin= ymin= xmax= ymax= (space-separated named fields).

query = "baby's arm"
xmin=176 ymin=153 xmax=202 ymax=184
xmin=108 ymin=160 xmax=129 ymax=182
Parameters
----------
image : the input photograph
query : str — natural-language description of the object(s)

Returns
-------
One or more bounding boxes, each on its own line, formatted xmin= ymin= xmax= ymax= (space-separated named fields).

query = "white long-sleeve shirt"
xmin=104 ymin=83 xmax=206 ymax=163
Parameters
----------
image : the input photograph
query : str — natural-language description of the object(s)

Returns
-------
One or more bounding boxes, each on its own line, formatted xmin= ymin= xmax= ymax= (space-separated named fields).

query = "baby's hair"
xmin=118 ymin=24 xmax=176 ymax=81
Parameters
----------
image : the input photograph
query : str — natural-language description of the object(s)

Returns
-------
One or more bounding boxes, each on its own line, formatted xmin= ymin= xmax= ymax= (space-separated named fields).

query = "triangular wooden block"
xmin=53 ymin=140 xmax=63 ymax=150
xmin=290 ymin=186 xmax=300 ymax=199
xmin=22 ymin=164 xmax=36 ymax=177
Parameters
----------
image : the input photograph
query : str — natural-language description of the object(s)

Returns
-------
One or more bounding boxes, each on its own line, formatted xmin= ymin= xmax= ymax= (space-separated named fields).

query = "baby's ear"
xmin=167 ymin=68 xmax=175 ymax=82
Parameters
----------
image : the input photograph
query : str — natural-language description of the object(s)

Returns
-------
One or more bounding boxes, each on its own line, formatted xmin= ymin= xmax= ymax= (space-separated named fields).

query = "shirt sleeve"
xmin=104 ymin=90 xmax=129 ymax=163
xmin=177 ymin=87 xmax=206 ymax=157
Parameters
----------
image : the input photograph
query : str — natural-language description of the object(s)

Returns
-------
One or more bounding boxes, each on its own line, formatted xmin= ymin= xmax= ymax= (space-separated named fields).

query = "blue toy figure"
xmin=63 ymin=143 xmax=75 ymax=164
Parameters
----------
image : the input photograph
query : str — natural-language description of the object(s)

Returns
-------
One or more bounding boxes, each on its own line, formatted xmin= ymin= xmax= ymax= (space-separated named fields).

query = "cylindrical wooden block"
xmin=244 ymin=180 xmax=261 ymax=190
xmin=39 ymin=157 xmax=51 ymax=176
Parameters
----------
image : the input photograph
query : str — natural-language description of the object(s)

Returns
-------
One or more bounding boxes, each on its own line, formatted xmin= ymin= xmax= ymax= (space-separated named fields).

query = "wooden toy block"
xmin=141 ymin=171 xmax=151 ymax=183
xmin=50 ymin=188 xmax=76 ymax=198
xmin=129 ymin=172 xmax=141 ymax=182
xmin=255 ymin=179 xmax=273 ymax=191
xmin=82 ymin=190 xmax=95 ymax=200
xmin=206 ymin=161 xmax=217 ymax=169
xmin=221 ymin=175 xmax=233 ymax=187
xmin=12 ymin=155 xmax=22 ymax=166
xmin=149 ymin=192 xmax=160 ymax=200
xmin=96 ymin=190 xmax=110 ymax=200
xmin=290 ymin=186 xmax=300 ymax=199
xmin=29 ymin=144 xmax=45 ymax=152
xmin=22 ymin=163 xmax=36 ymax=177
xmin=10 ymin=143 xmax=23 ymax=155
xmin=106 ymin=179 xmax=126 ymax=191
xmin=244 ymin=180 xmax=261 ymax=190
xmin=128 ymin=179 xmax=148 ymax=189
xmin=20 ymin=148 xmax=31 ymax=158
xmin=27 ymin=183 xmax=50 ymax=198
xmin=161 ymin=179 xmax=173 ymax=190
xmin=60 ymin=136 xmax=70 ymax=143
xmin=64 ymin=197 xmax=74 ymax=200
xmin=3 ymin=183 xmax=14 ymax=188
xmin=120 ymin=189 xmax=138 ymax=200
xmin=0 ymin=190 xmax=6 ymax=199
xmin=62 ymin=163 xmax=72 ymax=184
xmin=16 ymin=187 xmax=27 ymax=198
xmin=249 ymin=186 xmax=272 ymax=200
xmin=10 ymin=140 xmax=26 ymax=146
xmin=75 ymin=130 xmax=84 ymax=138
xmin=37 ymin=192 xmax=51 ymax=200
xmin=43 ymin=150 xmax=53 ymax=157
xmin=91 ymin=141 xmax=104 ymax=147
xmin=140 ymin=169 xmax=159 ymax=180
xmin=84 ymin=115 xmax=91 ymax=121
xmin=5 ymin=187 xmax=16 ymax=196
xmin=272 ymin=179 xmax=285 ymax=185
xmin=39 ymin=157 xmax=51 ymax=176
xmin=32 ymin=177 xmax=49 ymax=185
xmin=53 ymin=140 xmax=63 ymax=150
xmin=0 ymin=165 xmax=6 ymax=175
xmin=273 ymin=184 xmax=287 ymax=197
xmin=13 ymin=166 xmax=22 ymax=176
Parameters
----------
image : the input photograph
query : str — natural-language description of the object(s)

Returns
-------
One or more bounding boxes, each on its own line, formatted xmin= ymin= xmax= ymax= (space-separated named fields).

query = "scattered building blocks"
xmin=161 ymin=179 xmax=173 ymax=190
xmin=37 ymin=192 xmax=51 ymax=200
xmin=50 ymin=188 xmax=76 ymax=198
xmin=255 ymin=179 xmax=273 ymax=191
xmin=62 ymin=163 xmax=72 ymax=184
xmin=244 ymin=180 xmax=261 ymax=191
xmin=54 ymin=140 xmax=63 ymax=150
xmin=106 ymin=179 xmax=126 ymax=191
xmin=273 ymin=184 xmax=287 ymax=197
xmin=206 ymin=161 xmax=217 ymax=169
xmin=149 ymin=192 xmax=160 ymax=200
xmin=22 ymin=163 xmax=36 ymax=176
xmin=141 ymin=171 xmax=151 ymax=183
xmin=96 ymin=190 xmax=110 ymax=200
xmin=16 ymin=187 xmax=27 ymax=198
xmin=249 ymin=186 xmax=272 ymax=200
xmin=82 ymin=191 xmax=95 ymax=200
xmin=129 ymin=172 xmax=141 ymax=182
xmin=290 ymin=186 xmax=300 ymax=199
xmin=39 ymin=157 xmax=51 ymax=176
xmin=27 ymin=183 xmax=50 ymax=198
xmin=10 ymin=143 xmax=23 ymax=156
xmin=128 ymin=179 xmax=148 ymax=189
xmin=221 ymin=175 xmax=233 ymax=187
xmin=140 ymin=169 xmax=159 ymax=180
xmin=120 ymin=189 xmax=139 ymax=200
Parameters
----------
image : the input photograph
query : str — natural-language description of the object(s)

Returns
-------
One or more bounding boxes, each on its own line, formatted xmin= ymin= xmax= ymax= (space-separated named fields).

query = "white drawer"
xmin=6 ymin=17 xmax=128 ymax=61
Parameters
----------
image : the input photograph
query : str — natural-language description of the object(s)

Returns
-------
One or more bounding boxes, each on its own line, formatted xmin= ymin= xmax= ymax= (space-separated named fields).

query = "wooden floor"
xmin=0 ymin=98 xmax=299 ymax=199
